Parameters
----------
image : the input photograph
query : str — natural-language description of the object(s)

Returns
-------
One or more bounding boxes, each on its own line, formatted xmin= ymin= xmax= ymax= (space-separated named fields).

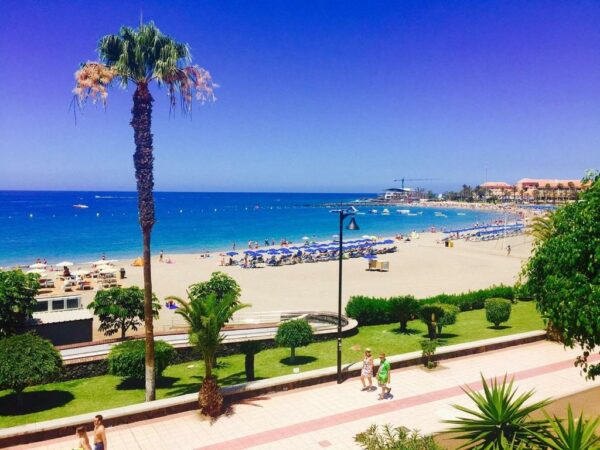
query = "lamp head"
xmin=346 ymin=217 xmax=360 ymax=230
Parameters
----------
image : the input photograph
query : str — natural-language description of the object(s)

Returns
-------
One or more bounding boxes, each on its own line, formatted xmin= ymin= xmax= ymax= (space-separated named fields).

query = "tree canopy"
xmin=0 ymin=270 xmax=40 ymax=337
xmin=523 ymin=172 xmax=600 ymax=379
xmin=87 ymin=287 xmax=160 ymax=339
xmin=275 ymin=319 xmax=314 ymax=362
xmin=0 ymin=333 xmax=62 ymax=407
xmin=188 ymin=272 xmax=242 ymax=303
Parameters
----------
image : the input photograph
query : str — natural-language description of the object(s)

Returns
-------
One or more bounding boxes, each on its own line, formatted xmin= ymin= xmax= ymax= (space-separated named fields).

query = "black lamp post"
xmin=335 ymin=209 xmax=359 ymax=383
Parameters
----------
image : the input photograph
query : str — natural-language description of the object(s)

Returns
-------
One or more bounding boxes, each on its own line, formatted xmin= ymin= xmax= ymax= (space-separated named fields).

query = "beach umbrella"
xmin=382 ymin=239 xmax=394 ymax=244
xmin=226 ymin=251 xmax=238 ymax=256
xmin=72 ymin=269 xmax=90 ymax=276
xmin=267 ymin=249 xmax=279 ymax=255
xmin=26 ymin=268 xmax=47 ymax=275
xmin=363 ymin=254 xmax=377 ymax=260
xmin=280 ymin=248 xmax=292 ymax=253
xmin=29 ymin=263 xmax=47 ymax=269
xmin=55 ymin=261 xmax=74 ymax=268
xmin=302 ymin=236 xmax=310 ymax=241
xmin=99 ymin=266 xmax=117 ymax=274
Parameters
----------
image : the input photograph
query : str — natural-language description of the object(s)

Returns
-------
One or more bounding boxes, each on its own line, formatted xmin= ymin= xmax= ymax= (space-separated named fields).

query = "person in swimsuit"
xmin=75 ymin=426 xmax=91 ymax=450
xmin=360 ymin=348 xmax=374 ymax=391
xmin=93 ymin=415 xmax=107 ymax=450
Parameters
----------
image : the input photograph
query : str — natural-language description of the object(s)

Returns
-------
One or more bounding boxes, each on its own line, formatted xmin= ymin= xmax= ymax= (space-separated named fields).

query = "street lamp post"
xmin=336 ymin=209 xmax=359 ymax=384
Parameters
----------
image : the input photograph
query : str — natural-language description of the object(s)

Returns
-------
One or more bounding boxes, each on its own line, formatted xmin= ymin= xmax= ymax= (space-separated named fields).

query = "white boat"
xmin=434 ymin=212 xmax=447 ymax=218
xmin=73 ymin=204 xmax=89 ymax=209
xmin=397 ymin=209 xmax=410 ymax=214
xmin=370 ymin=209 xmax=378 ymax=214
xmin=407 ymin=213 xmax=418 ymax=216
xmin=382 ymin=209 xmax=390 ymax=215
xmin=457 ymin=212 xmax=466 ymax=216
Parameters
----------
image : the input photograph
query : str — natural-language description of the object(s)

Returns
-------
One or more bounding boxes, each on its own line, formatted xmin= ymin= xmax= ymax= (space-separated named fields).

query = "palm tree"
xmin=168 ymin=292 xmax=249 ymax=416
xmin=567 ymin=181 xmax=576 ymax=201
xmin=73 ymin=22 xmax=217 ymax=401
xmin=529 ymin=213 xmax=555 ymax=243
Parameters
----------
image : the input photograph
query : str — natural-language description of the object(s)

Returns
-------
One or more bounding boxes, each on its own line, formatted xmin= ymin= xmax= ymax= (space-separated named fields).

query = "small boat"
xmin=397 ymin=209 xmax=410 ymax=214
xmin=370 ymin=209 xmax=378 ymax=214
xmin=382 ymin=209 xmax=390 ymax=215
xmin=457 ymin=212 xmax=466 ymax=216
xmin=434 ymin=211 xmax=445 ymax=217
xmin=73 ymin=204 xmax=89 ymax=209
xmin=407 ymin=213 xmax=418 ymax=216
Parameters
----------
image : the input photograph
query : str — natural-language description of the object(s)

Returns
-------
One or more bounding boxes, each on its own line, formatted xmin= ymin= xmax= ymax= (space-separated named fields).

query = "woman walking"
xmin=360 ymin=348 xmax=374 ymax=391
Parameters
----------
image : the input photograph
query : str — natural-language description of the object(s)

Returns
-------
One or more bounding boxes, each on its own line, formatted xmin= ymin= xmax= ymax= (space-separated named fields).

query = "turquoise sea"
xmin=0 ymin=191 xmax=506 ymax=265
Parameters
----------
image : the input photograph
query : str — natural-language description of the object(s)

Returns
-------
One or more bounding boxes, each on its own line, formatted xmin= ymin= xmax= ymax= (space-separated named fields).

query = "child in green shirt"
xmin=376 ymin=353 xmax=392 ymax=400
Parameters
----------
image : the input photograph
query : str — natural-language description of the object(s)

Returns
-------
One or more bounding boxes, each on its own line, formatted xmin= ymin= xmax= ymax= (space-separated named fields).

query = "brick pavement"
xmin=11 ymin=341 xmax=599 ymax=450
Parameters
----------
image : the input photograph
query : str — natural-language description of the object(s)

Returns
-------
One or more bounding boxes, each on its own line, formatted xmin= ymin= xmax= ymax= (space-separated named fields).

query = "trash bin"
xmin=119 ymin=268 xmax=126 ymax=279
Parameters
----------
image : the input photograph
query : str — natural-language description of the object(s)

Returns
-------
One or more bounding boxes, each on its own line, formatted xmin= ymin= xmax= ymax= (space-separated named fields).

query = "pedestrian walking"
xmin=75 ymin=426 xmax=92 ymax=450
xmin=507 ymin=245 xmax=511 ymax=256
xmin=360 ymin=348 xmax=374 ymax=391
xmin=159 ymin=250 xmax=164 ymax=262
xmin=92 ymin=415 xmax=107 ymax=450
xmin=376 ymin=353 xmax=392 ymax=400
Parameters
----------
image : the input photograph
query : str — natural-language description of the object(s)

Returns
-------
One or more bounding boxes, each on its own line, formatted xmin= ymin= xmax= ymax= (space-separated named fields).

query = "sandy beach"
xmin=113 ymin=232 xmax=532 ymax=334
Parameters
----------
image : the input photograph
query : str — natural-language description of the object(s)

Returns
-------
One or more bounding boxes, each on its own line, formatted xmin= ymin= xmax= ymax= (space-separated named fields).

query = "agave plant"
xmin=444 ymin=374 xmax=550 ymax=449
xmin=533 ymin=405 xmax=600 ymax=450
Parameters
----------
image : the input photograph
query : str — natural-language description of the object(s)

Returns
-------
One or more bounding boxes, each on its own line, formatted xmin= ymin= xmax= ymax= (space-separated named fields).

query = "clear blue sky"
xmin=1 ymin=0 xmax=598 ymax=193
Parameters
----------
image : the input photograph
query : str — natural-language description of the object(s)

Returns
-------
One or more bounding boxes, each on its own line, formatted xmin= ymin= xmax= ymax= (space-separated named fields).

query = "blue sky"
xmin=0 ymin=0 xmax=598 ymax=193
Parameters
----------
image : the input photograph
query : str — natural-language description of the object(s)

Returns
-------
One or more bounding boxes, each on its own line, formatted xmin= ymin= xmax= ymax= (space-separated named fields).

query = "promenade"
xmin=13 ymin=341 xmax=599 ymax=450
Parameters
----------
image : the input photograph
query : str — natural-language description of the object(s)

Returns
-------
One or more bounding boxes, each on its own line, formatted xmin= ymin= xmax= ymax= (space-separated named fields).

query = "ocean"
xmin=0 ymin=191 xmax=506 ymax=266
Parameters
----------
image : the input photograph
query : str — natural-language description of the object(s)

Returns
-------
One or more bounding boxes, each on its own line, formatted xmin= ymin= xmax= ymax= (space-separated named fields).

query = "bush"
xmin=0 ymin=332 xmax=62 ymax=408
xmin=420 ymin=339 xmax=438 ymax=369
xmin=436 ymin=304 xmax=459 ymax=335
xmin=420 ymin=285 xmax=515 ymax=311
xmin=418 ymin=304 xmax=446 ymax=340
xmin=355 ymin=424 xmax=442 ymax=450
xmin=388 ymin=296 xmax=419 ymax=333
xmin=275 ymin=319 xmax=314 ymax=362
xmin=485 ymin=298 xmax=512 ymax=328
xmin=346 ymin=296 xmax=392 ymax=325
xmin=0 ymin=270 xmax=40 ymax=337
xmin=108 ymin=340 xmax=175 ymax=380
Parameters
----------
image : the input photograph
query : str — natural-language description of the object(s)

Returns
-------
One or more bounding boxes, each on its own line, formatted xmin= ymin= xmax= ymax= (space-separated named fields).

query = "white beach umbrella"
xmin=99 ymin=266 xmax=117 ymax=274
xmin=29 ymin=263 xmax=47 ymax=269
xmin=72 ymin=269 xmax=90 ymax=276
xmin=92 ymin=259 xmax=118 ymax=265
xmin=26 ymin=268 xmax=47 ymax=275
xmin=55 ymin=261 xmax=74 ymax=268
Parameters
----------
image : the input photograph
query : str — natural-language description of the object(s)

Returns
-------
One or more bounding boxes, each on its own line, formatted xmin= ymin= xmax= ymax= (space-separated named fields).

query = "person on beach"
xmin=507 ymin=245 xmax=511 ymax=256
xmin=75 ymin=426 xmax=92 ymax=450
xmin=159 ymin=250 xmax=164 ymax=262
xmin=92 ymin=415 xmax=107 ymax=450
xmin=360 ymin=348 xmax=374 ymax=391
xmin=376 ymin=353 xmax=392 ymax=400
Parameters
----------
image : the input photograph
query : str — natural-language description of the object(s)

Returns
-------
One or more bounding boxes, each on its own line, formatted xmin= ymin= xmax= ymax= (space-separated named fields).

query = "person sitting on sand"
xmin=63 ymin=266 xmax=71 ymax=277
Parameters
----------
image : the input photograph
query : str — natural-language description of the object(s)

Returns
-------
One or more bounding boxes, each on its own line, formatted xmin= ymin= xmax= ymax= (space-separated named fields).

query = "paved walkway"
xmin=13 ymin=341 xmax=600 ymax=450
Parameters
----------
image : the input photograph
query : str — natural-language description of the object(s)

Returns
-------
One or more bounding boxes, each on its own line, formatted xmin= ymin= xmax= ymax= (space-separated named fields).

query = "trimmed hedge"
xmin=485 ymin=298 xmax=512 ymax=328
xmin=108 ymin=340 xmax=175 ymax=380
xmin=346 ymin=285 xmax=515 ymax=326
xmin=345 ymin=296 xmax=393 ymax=325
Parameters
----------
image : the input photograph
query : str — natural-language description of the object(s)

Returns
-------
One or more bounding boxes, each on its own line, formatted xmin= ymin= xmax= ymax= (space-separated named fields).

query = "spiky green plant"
xmin=533 ymin=405 xmax=600 ymax=450
xmin=528 ymin=213 xmax=555 ymax=243
xmin=444 ymin=374 xmax=550 ymax=449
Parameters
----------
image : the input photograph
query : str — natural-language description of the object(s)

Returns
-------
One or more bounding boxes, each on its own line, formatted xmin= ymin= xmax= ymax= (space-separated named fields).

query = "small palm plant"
xmin=444 ymin=374 xmax=550 ymax=449
xmin=533 ymin=405 xmax=600 ymax=450
xmin=168 ymin=292 xmax=249 ymax=416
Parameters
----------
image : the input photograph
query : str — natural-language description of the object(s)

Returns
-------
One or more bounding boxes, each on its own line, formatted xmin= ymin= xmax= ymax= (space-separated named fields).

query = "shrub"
xmin=0 ymin=332 xmax=62 ymax=408
xmin=345 ymin=296 xmax=392 ymax=325
xmin=436 ymin=304 xmax=459 ymax=335
xmin=485 ymin=298 xmax=512 ymax=328
xmin=418 ymin=304 xmax=447 ymax=339
xmin=420 ymin=339 xmax=438 ymax=369
xmin=108 ymin=340 xmax=175 ymax=380
xmin=355 ymin=424 xmax=442 ymax=450
xmin=388 ymin=296 xmax=419 ymax=333
xmin=420 ymin=285 xmax=515 ymax=311
xmin=275 ymin=319 xmax=314 ymax=362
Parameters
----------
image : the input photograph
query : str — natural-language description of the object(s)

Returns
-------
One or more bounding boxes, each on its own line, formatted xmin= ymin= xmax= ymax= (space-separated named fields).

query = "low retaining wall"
xmin=0 ymin=330 xmax=546 ymax=447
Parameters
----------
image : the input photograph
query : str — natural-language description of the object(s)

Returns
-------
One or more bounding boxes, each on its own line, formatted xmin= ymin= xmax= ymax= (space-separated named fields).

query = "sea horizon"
xmin=0 ymin=190 xmax=508 ymax=267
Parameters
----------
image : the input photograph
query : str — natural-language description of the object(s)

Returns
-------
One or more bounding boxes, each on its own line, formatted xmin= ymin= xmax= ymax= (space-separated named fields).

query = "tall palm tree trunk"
xmin=131 ymin=82 xmax=156 ymax=402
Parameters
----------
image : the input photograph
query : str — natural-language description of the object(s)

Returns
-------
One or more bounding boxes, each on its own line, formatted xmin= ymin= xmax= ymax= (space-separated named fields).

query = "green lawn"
xmin=0 ymin=301 xmax=543 ymax=428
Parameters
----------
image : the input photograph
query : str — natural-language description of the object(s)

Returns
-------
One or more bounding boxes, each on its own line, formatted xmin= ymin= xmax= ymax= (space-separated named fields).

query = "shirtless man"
xmin=93 ymin=415 xmax=107 ymax=450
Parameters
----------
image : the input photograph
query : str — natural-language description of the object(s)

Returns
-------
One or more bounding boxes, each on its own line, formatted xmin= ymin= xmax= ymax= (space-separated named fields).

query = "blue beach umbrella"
xmin=267 ymin=249 xmax=279 ymax=255
xmin=280 ymin=248 xmax=292 ymax=254
xmin=382 ymin=239 xmax=394 ymax=244
xmin=363 ymin=254 xmax=377 ymax=259
xmin=226 ymin=251 xmax=238 ymax=256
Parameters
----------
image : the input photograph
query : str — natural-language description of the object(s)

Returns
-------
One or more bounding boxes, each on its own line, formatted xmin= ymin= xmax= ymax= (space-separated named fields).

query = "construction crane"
xmin=393 ymin=177 xmax=439 ymax=189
